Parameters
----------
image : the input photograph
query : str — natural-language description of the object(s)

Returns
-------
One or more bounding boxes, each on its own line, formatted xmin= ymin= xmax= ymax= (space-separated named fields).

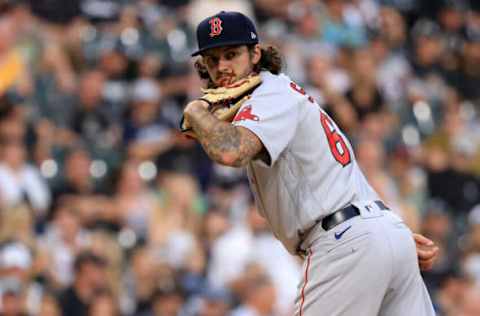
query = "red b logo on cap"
xmin=209 ymin=17 xmax=223 ymax=37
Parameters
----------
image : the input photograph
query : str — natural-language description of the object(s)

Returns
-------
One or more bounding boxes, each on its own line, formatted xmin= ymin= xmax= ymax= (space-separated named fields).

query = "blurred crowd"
xmin=0 ymin=0 xmax=480 ymax=315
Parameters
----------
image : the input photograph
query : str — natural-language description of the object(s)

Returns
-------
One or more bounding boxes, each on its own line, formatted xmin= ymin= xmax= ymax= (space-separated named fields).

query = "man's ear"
xmin=252 ymin=44 xmax=261 ymax=65
xmin=194 ymin=58 xmax=210 ymax=80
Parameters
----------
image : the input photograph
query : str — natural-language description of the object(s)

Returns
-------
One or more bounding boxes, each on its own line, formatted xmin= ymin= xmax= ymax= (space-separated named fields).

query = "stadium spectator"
xmin=58 ymin=252 xmax=107 ymax=316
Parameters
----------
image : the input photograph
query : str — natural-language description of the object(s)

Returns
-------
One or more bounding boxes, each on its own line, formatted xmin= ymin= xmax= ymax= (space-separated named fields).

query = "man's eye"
xmin=226 ymin=52 xmax=236 ymax=59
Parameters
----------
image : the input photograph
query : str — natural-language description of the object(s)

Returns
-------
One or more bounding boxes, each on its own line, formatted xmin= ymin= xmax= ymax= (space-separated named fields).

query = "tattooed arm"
xmin=183 ymin=100 xmax=265 ymax=167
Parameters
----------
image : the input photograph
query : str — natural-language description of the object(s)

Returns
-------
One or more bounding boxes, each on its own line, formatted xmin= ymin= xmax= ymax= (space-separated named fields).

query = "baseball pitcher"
xmin=182 ymin=11 xmax=437 ymax=316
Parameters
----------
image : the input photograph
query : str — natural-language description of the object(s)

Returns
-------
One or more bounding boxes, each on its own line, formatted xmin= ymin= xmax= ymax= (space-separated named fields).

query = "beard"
xmin=216 ymin=73 xmax=236 ymax=87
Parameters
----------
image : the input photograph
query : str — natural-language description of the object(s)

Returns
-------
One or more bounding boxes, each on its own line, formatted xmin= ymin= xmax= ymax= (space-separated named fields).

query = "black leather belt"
xmin=321 ymin=200 xmax=389 ymax=231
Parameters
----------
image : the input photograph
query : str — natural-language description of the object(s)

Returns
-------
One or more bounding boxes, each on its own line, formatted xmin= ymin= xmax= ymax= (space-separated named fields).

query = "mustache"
xmin=216 ymin=73 xmax=236 ymax=86
xmin=217 ymin=72 xmax=234 ymax=79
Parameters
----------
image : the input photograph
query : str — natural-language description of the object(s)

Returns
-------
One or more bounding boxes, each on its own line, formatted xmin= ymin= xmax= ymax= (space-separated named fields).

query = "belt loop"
xmin=296 ymin=246 xmax=308 ymax=259
xmin=374 ymin=200 xmax=389 ymax=211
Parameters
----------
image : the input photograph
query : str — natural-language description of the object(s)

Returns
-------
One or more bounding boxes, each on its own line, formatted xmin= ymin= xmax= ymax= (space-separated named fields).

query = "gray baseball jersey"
xmin=232 ymin=71 xmax=435 ymax=316
xmin=233 ymin=71 xmax=379 ymax=255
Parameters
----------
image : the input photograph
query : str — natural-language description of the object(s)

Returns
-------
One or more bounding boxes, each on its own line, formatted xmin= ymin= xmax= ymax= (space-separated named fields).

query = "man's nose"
xmin=218 ymin=57 xmax=231 ymax=71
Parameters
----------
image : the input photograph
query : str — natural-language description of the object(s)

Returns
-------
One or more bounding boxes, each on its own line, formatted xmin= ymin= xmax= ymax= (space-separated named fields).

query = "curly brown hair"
xmin=194 ymin=44 xmax=283 ymax=88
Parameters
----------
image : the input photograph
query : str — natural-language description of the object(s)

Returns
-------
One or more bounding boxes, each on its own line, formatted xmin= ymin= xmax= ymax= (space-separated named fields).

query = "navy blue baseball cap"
xmin=191 ymin=11 xmax=259 ymax=56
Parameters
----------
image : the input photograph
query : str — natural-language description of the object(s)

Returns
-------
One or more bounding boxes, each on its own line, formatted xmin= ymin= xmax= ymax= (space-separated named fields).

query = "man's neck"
xmin=74 ymin=279 xmax=93 ymax=303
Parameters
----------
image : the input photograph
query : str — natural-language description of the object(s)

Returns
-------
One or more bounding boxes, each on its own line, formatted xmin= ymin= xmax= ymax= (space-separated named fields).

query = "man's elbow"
xmin=218 ymin=152 xmax=250 ymax=168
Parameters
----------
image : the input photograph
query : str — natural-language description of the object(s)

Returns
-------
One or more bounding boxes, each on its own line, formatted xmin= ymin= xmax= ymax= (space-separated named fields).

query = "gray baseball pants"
xmin=294 ymin=201 xmax=436 ymax=316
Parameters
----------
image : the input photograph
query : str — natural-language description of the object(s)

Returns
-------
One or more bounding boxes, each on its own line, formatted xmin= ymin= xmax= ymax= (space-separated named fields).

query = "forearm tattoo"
xmin=187 ymin=106 xmax=262 ymax=167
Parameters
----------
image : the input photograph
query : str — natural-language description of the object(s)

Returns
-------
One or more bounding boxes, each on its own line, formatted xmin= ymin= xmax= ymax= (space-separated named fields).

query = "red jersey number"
xmin=320 ymin=112 xmax=351 ymax=167
xmin=288 ymin=82 xmax=351 ymax=166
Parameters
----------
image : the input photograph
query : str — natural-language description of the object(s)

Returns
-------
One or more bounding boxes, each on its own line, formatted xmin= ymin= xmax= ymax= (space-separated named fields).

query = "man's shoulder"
xmin=259 ymin=71 xmax=290 ymax=85
xmin=59 ymin=286 xmax=88 ymax=314
xmin=256 ymin=71 xmax=296 ymax=97
xmin=59 ymin=286 xmax=78 ymax=300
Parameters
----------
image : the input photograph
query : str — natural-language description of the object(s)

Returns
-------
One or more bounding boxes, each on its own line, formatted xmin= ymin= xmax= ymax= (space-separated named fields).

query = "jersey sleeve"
xmin=232 ymin=90 xmax=300 ymax=166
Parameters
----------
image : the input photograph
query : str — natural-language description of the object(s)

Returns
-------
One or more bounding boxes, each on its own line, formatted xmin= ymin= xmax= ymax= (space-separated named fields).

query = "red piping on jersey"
xmin=299 ymin=249 xmax=313 ymax=316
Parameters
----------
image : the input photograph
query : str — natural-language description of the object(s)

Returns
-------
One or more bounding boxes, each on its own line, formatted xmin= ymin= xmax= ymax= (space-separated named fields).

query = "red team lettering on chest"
xmin=290 ymin=82 xmax=314 ymax=103
xmin=209 ymin=17 xmax=223 ymax=37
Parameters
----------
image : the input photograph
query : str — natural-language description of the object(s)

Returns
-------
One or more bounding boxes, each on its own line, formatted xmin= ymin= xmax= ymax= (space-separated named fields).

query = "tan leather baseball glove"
xmin=180 ymin=74 xmax=262 ymax=139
